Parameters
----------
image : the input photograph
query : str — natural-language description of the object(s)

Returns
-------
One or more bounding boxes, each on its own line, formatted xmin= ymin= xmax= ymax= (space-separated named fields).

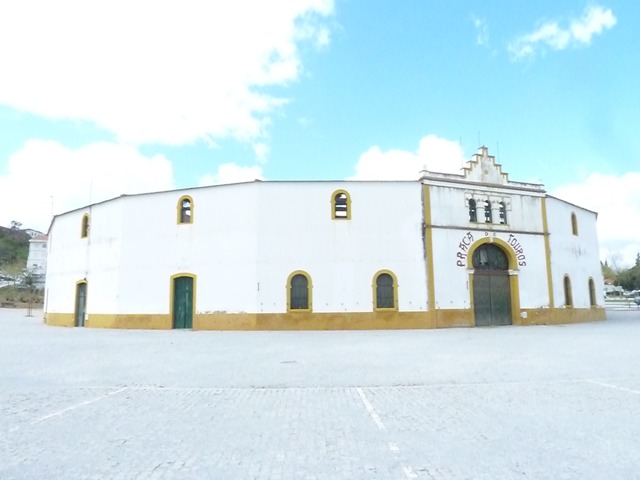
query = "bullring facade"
xmin=44 ymin=147 xmax=605 ymax=330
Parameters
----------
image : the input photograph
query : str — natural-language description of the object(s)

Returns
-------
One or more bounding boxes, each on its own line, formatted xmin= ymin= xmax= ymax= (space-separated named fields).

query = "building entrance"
xmin=472 ymin=244 xmax=512 ymax=326
xmin=172 ymin=276 xmax=194 ymax=329
xmin=75 ymin=282 xmax=87 ymax=327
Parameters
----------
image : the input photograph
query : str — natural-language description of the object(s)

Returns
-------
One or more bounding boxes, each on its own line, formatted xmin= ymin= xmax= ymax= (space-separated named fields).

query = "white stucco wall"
xmin=45 ymin=199 xmax=125 ymax=314
xmin=546 ymin=196 xmax=604 ymax=308
xmin=44 ymin=180 xmax=603 ymax=320
xmin=113 ymin=185 xmax=260 ymax=314
xmin=46 ymin=181 xmax=428 ymax=315
xmin=256 ymin=181 xmax=427 ymax=313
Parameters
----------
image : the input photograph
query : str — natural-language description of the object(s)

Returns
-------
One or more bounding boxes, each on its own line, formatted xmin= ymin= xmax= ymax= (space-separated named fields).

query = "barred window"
xmin=499 ymin=202 xmax=507 ymax=224
xmin=484 ymin=200 xmax=492 ymax=223
xmin=469 ymin=199 xmax=477 ymax=222
xmin=374 ymin=270 xmax=397 ymax=310
xmin=288 ymin=272 xmax=311 ymax=311
xmin=331 ymin=190 xmax=351 ymax=220
xmin=178 ymin=196 xmax=193 ymax=224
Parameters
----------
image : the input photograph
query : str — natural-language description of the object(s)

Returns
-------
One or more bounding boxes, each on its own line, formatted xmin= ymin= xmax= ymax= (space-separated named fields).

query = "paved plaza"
xmin=1 ymin=308 xmax=639 ymax=479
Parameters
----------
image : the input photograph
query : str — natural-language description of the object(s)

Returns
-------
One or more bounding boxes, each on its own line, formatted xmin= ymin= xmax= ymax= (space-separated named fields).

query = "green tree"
xmin=616 ymin=256 xmax=640 ymax=291
xmin=601 ymin=260 xmax=616 ymax=281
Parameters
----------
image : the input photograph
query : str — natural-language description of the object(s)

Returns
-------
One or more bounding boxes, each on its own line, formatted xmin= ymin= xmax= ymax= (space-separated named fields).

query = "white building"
xmin=44 ymin=147 xmax=605 ymax=329
xmin=23 ymin=228 xmax=44 ymax=239
xmin=26 ymin=234 xmax=48 ymax=286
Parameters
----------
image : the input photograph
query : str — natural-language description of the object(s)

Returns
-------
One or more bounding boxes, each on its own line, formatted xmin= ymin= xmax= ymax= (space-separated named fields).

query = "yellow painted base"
xmin=199 ymin=311 xmax=434 ymax=331
xmin=44 ymin=312 xmax=75 ymax=327
xmin=434 ymin=309 xmax=474 ymax=328
xmin=87 ymin=314 xmax=171 ymax=330
xmin=43 ymin=307 xmax=606 ymax=330
xmin=518 ymin=307 xmax=606 ymax=326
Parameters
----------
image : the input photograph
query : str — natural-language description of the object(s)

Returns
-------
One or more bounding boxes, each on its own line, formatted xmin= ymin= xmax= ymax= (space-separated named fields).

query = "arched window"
xmin=472 ymin=244 xmax=509 ymax=270
xmin=484 ymin=200 xmax=492 ymax=223
xmin=571 ymin=212 xmax=578 ymax=236
xmin=588 ymin=278 xmax=596 ymax=307
xmin=81 ymin=214 xmax=90 ymax=238
xmin=331 ymin=190 xmax=351 ymax=220
xmin=373 ymin=270 xmax=398 ymax=310
xmin=564 ymin=275 xmax=573 ymax=307
xmin=499 ymin=202 xmax=507 ymax=224
xmin=468 ymin=199 xmax=477 ymax=222
xmin=287 ymin=271 xmax=312 ymax=312
xmin=177 ymin=195 xmax=193 ymax=224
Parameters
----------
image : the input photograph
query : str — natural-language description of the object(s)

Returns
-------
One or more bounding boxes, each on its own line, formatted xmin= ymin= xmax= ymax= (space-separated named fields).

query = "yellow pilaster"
xmin=423 ymin=185 xmax=436 ymax=310
xmin=541 ymin=197 xmax=555 ymax=308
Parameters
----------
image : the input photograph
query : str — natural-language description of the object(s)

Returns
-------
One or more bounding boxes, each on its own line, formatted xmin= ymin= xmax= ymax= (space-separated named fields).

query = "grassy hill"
xmin=0 ymin=226 xmax=29 ymax=270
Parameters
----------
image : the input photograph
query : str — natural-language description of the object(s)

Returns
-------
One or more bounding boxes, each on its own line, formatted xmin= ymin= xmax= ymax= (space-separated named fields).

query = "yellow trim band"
xmin=44 ymin=307 xmax=605 ymax=330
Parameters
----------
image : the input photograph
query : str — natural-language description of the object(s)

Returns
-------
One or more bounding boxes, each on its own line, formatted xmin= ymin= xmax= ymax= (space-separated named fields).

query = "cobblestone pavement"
xmin=1 ymin=309 xmax=639 ymax=479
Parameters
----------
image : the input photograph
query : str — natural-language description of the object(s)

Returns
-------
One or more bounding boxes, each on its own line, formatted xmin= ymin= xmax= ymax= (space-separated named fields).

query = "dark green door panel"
xmin=75 ymin=283 xmax=87 ymax=327
xmin=473 ymin=273 xmax=493 ymax=327
xmin=173 ymin=277 xmax=193 ymax=329
xmin=490 ymin=274 xmax=512 ymax=326
xmin=472 ymin=244 xmax=513 ymax=327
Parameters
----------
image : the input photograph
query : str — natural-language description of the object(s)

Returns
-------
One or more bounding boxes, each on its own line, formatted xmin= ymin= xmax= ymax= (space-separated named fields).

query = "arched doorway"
xmin=472 ymin=243 xmax=512 ymax=326
xmin=74 ymin=281 xmax=87 ymax=327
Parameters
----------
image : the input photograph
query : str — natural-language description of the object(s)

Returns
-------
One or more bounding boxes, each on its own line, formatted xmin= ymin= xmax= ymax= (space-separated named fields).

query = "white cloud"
xmin=472 ymin=16 xmax=489 ymax=47
xmin=253 ymin=143 xmax=270 ymax=163
xmin=570 ymin=5 xmax=617 ymax=43
xmin=199 ymin=163 xmax=264 ymax=186
xmin=0 ymin=140 xmax=174 ymax=232
xmin=552 ymin=172 xmax=640 ymax=268
xmin=0 ymin=1 xmax=334 ymax=146
xmin=351 ymin=135 xmax=466 ymax=180
xmin=508 ymin=6 xmax=616 ymax=61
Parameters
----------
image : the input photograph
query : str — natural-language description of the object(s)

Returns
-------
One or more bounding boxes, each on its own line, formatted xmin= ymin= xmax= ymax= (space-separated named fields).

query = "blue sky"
xmin=0 ymin=1 xmax=638 ymax=266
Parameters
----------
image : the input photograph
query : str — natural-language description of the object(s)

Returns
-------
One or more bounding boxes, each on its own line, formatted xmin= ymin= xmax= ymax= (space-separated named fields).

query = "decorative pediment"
xmin=461 ymin=146 xmax=509 ymax=185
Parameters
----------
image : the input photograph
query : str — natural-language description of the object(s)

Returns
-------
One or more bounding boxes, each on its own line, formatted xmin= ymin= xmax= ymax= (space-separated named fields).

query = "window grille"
xmin=376 ymin=273 xmax=395 ymax=309
xmin=290 ymin=274 xmax=309 ymax=310
xmin=499 ymin=202 xmax=507 ymax=224
xmin=484 ymin=200 xmax=492 ymax=223
xmin=468 ymin=199 xmax=477 ymax=222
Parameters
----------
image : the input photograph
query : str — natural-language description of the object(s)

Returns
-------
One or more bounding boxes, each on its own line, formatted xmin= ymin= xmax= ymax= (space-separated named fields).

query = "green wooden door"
xmin=472 ymin=244 xmax=512 ymax=326
xmin=473 ymin=272 xmax=493 ymax=327
xmin=75 ymin=282 xmax=87 ymax=327
xmin=490 ymin=274 xmax=512 ymax=326
xmin=173 ymin=277 xmax=193 ymax=329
